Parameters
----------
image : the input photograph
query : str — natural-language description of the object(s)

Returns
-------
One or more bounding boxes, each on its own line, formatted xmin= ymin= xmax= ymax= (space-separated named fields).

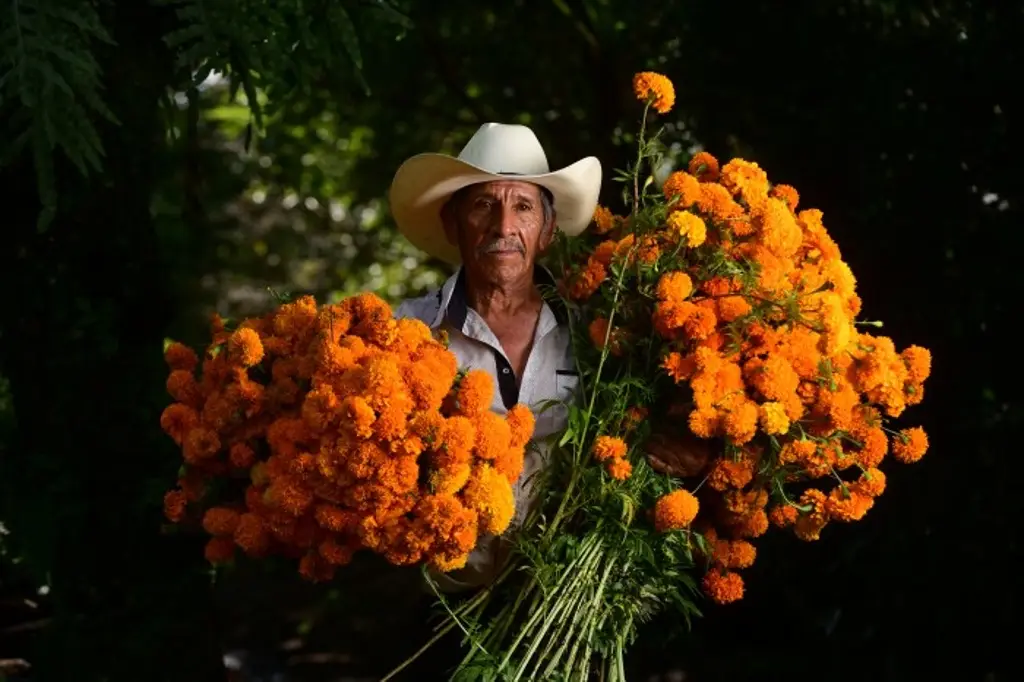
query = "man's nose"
xmin=488 ymin=201 xmax=519 ymax=236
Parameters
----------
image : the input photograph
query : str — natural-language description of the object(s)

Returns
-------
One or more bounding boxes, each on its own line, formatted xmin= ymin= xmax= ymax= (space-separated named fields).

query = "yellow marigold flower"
xmin=666 ymin=211 xmax=707 ymax=248
xmin=688 ymin=151 xmax=720 ymax=181
xmin=656 ymin=271 xmax=694 ymax=303
xmin=461 ymin=464 xmax=515 ymax=536
xmin=654 ymin=490 xmax=699 ymax=531
xmin=632 ymin=71 xmax=675 ymax=113
xmin=592 ymin=204 xmax=615 ymax=234
xmin=892 ymin=426 xmax=929 ymax=463
xmin=702 ymin=569 xmax=744 ymax=604
xmin=592 ymin=435 xmax=628 ymax=461
xmin=758 ymin=401 xmax=790 ymax=435
xmin=661 ymin=171 xmax=702 ymax=209
xmin=229 ymin=327 xmax=265 ymax=367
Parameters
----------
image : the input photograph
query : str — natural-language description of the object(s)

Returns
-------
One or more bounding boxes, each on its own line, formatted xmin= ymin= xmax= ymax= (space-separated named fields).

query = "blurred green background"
xmin=0 ymin=1 xmax=1018 ymax=681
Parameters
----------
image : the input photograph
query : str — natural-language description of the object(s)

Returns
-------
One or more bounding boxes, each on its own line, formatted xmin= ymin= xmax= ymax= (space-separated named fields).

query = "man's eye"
xmin=517 ymin=203 xmax=532 ymax=212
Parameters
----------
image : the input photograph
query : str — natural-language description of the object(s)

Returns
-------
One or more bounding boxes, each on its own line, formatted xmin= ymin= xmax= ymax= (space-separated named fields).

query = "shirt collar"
xmin=429 ymin=265 xmax=568 ymax=329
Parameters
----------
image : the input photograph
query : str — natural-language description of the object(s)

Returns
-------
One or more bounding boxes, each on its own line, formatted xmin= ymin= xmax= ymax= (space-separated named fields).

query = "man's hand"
xmin=645 ymin=430 xmax=711 ymax=478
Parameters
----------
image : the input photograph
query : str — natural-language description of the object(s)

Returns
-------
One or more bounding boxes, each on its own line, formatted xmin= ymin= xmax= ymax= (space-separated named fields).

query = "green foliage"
xmin=0 ymin=0 xmax=411 ymax=231
xmin=0 ymin=0 xmax=115 ymax=230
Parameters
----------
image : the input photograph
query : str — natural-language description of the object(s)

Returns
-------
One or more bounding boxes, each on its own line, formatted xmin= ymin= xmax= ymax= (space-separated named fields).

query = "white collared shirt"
xmin=394 ymin=267 xmax=578 ymax=590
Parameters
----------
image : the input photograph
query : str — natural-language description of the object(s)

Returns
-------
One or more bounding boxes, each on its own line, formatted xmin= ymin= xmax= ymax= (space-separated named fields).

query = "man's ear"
xmin=440 ymin=199 xmax=459 ymax=245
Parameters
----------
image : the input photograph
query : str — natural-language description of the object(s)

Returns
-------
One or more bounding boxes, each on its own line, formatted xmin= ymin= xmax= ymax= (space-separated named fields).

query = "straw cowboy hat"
xmin=389 ymin=122 xmax=602 ymax=264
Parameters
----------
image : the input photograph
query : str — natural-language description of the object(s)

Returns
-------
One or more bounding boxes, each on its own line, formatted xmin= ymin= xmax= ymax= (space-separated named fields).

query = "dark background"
xmin=0 ymin=1 xmax=1017 ymax=681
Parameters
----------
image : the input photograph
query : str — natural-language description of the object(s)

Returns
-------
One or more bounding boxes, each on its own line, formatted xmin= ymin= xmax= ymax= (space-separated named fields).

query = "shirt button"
xmin=502 ymin=368 xmax=510 ymax=374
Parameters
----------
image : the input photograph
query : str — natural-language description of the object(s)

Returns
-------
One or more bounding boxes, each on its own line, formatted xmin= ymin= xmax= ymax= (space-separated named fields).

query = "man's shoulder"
xmin=394 ymin=288 xmax=444 ymax=325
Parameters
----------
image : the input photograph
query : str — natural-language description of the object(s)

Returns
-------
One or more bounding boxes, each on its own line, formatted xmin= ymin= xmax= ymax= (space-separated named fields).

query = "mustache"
xmin=479 ymin=238 xmax=525 ymax=254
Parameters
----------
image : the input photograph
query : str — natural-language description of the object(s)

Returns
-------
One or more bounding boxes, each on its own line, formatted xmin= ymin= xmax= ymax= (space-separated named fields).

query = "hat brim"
xmin=389 ymin=153 xmax=602 ymax=265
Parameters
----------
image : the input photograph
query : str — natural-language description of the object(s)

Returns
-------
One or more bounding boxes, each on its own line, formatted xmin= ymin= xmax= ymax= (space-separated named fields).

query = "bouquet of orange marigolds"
xmin=415 ymin=72 xmax=932 ymax=681
xmin=160 ymin=292 xmax=533 ymax=581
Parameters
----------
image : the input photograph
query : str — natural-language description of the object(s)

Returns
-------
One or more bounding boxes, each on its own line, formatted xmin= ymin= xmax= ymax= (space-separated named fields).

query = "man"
xmin=389 ymin=122 xmax=602 ymax=591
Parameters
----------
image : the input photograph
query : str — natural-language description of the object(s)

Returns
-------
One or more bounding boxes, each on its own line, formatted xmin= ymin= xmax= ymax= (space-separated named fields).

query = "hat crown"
xmin=457 ymin=123 xmax=551 ymax=176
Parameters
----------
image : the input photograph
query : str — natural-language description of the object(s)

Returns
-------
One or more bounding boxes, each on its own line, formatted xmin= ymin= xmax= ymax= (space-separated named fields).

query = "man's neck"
xmin=464 ymin=268 xmax=541 ymax=321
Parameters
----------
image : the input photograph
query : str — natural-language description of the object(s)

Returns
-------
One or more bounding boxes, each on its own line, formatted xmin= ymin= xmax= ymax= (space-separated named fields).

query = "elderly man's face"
xmin=442 ymin=180 xmax=554 ymax=285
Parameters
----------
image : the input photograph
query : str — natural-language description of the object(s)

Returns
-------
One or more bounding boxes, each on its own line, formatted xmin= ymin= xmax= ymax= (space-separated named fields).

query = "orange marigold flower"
xmin=202 ymin=507 xmax=241 ymax=537
xmin=708 ymin=454 xmax=757 ymax=491
xmin=702 ymin=569 xmax=744 ymax=604
xmin=233 ymin=512 xmax=271 ymax=556
xmin=852 ymin=467 xmax=887 ymax=498
xmin=319 ymin=537 xmax=355 ymax=566
xmin=662 ymin=352 xmax=696 ymax=383
xmin=720 ymin=158 xmax=769 ymax=206
xmin=901 ymin=345 xmax=932 ymax=384
xmin=688 ymin=151 xmax=720 ymax=182
xmin=892 ymin=426 xmax=929 ymax=463
xmin=854 ymin=426 xmax=888 ymax=468
xmin=568 ymin=259 xmax=607 ymax=300
xmin=607 ymin=457 xmax=633 ymax=480
xmin=758 ymin=401 xmax=791 ymax=436
xmin=165 ymin=341 xmax=199 ymax=372
xmin=717 ymin=539 xmax=757 ymax=569
xmin=731 ymin=509 xmax=769 ymax=538
xmin=505 ymin=404 xmax=536 ymax=449
xmin=826 ymin=487 xmax=874 ymax=522
xmin=683 ymin=305 xmax=717 ymax=341
xmin=666 ymin=211 xmax=707 ymax=248
xmin=632 ymin=71 xmax=675 ymax=113
xmin=440 ymin=415 xmax=477 ymax=461
xmin=314 ymin=504 xmax=358 ymax=533
xmin=473 ymin=411 xmax=513 ymax=461
xmin=494 ymin=446 xmax=525 ymax=485
xmin=591 ymin=240 xmax=617 ymax=265
xmin=768 ymin=504 xmax=798 ymax=528
xmin=183 ymin=427 xmax=221 ymax=463
xmin=654 ymin=490 xmax=699 ymax=531
xmin=793 ymin=514 xmax=827 ymax=542
xmin=204 ymin=536 xmax=236 ymax=564
xmin=688 ymin=407 xmax=720 ymax=439
xmin=696 ymin=183 xmax=744 ymax=222
xmin=770 ymin=184 xmax=800 ymax=211
xmin=163 ymin=490 xmax=188 ymax=522
xmin=755 ymin=197 xmax=803 ymax=259
xmin=592 ymin=435 xmax=628 ymax=461
xmin=662 ymin=171 xmax=702 ymax=210
xmin=723 ymin=399 xmax=758 ymax=445
xmin=229 ymin=442 xmax=256 ymax=469
xmin=160 ymin=403 xmax=199 ymax=445
xmin=656 ymin=271 xmax=694 ymax=302
xmin=457 ymin=369 xmax=494 ymax=416
xmin=298 ymin=552 xmax=336 ymax=583
xmin=340 ymin=396 xmax=376 ymax=439
xmin=593 ymin=205 xmax=615 ymax=234
xmin=229 ymin=327 xmax=265 ymax=368
xmin=589 ymin=316 xmax=625 ymax=355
